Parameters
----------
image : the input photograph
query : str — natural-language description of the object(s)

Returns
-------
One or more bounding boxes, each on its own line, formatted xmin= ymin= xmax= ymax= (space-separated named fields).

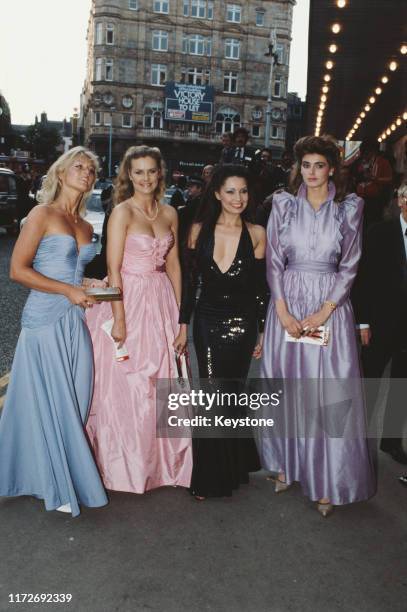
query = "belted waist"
xmin=286 ymin=261 xmax=338 ymax=273
xmin=121 ymin=265 xmax=166 ymax=275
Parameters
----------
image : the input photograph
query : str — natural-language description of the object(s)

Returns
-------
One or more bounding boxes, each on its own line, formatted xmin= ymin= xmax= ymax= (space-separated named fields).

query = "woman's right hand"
xmin=66 ymin=286 xmax=96 ymax=308
xmin=279 ymin=312 xmax=303 ymax=339
xmin=111 ymin=319 xmax=126 ymax=348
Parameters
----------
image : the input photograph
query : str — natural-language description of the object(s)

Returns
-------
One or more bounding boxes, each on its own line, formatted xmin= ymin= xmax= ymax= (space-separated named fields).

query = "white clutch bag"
xmin=285 ymin=326 xmax=330 ymax=347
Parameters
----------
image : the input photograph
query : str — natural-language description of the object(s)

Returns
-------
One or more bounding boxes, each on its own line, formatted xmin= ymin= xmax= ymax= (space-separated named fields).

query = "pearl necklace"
xmin=132 ymin=198 xmax=159 ymax=222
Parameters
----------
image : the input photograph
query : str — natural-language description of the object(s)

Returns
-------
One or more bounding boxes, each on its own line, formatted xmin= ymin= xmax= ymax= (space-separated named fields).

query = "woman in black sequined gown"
xmin=179 ymin=165 xmax=269 ymax=498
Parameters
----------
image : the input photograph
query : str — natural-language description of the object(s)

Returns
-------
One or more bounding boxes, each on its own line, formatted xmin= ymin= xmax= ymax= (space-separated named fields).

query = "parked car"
xmin=0 ymin=168 xmax=20 ymax=234
xmin=84 ymin=189 xmax=105 ymax=253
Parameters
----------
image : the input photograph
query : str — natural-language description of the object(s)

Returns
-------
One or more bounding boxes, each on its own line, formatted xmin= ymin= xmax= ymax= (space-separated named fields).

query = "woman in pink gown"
xmin=86 ymin=145 xmax=192 ymax=493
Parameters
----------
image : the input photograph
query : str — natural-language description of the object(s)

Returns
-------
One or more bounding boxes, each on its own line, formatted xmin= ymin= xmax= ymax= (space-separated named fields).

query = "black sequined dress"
xmin=179 ymin=223 xmax=269 ymax=497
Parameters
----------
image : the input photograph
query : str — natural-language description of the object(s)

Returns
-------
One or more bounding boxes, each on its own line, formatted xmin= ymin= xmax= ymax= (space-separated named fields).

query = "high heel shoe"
xmin=274 ymin=477 xmax=292 ymax=494
xmin=56 ymin=503 xmax=72 ymax=514
xmin=317 ymin=501 xmax=334 ymax=518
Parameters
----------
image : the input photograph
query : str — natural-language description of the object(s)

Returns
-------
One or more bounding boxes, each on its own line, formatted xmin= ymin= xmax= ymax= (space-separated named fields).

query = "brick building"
xmin=81 ymin=0 xmax=295 ymax=175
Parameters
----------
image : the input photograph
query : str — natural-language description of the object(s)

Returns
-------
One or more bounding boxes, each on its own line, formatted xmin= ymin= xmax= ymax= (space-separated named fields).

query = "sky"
xmin=0 ymin=0 xmax=309 ymax=125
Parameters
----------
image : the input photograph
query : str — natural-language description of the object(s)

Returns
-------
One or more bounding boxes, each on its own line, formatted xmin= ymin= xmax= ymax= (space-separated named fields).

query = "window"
xmin=93 ymin=111 xmax=101 ymax=126
xmin=105 ymin=59 xmax=113 ymax=81
xmin=252 ymin=125 xmax=260 ymax=137
xmin=104 ymin=112 xmax=112 ymax=126
xmin=95 ymin=23 xmax=103 ymax=45
xmin=226 ymin=4 xmax=241 ymax=23
xmin=276 ymin=44 xmax=285 ymax=65
xmin=180 ymin=68 xmax=210 ymax=84
xmin=152 ymin=30 xmax=168 ymax=51
xmin=122 ymin=114 xmax=132 ymax=128
xmin=106 ymin=24 xmax=114 ymax=45
xmin=215 ymin=107 xmax=241 ymax=133
xmin=151 ymin=63 xmax=167 ymax=86
xmin=182 ymin=34 xmax=211 ymax=56
xmin=153 ymin=0 xmax=169 ymax=13
xmin=223 ymin=71 xmax=238 ymax=94
xmin=95 ymin=58 xmax=102 ymax=80
xmin=271 ymin=126 xmax=285 ymax=139
xmin=255 ymin=10 xmax=265 ymax=27
xmin=129 ymin=0 xmax=138 ymax=9
xmin=183 ymin=0 xmax=213 ymax=19
xmin=225 ymin=39 xmax=240 ymax=60
xmin=143 ymin=102 xmax=164 ymax=129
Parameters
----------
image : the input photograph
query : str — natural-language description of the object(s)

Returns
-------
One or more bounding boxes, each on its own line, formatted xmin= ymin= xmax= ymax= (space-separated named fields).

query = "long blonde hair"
xmin=37 ymin=146 xmax=99 ymax=216
xmin=114 ymin=145 xmax=166 ymax=206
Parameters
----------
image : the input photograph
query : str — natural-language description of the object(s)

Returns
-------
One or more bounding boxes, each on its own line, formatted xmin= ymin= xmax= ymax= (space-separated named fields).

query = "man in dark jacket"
xmin=177 ymin=175 xmax=204 ymax=250
xmin=352 ymin=182 xmax=407 ymax=464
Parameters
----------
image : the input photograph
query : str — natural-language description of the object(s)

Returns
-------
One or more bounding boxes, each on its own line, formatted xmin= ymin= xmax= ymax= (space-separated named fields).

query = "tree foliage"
xmin=24 ymin=123 xmax=62 ymax=160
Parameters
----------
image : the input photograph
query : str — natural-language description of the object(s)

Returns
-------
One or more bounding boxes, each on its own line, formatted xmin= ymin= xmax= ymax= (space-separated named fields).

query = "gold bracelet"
xmin=324 ymin=300 xmax=337 ymax=311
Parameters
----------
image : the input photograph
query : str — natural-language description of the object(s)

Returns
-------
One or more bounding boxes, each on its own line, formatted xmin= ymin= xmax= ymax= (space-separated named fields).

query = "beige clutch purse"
xmin=85 ymin=287 xmax=123 ymax=302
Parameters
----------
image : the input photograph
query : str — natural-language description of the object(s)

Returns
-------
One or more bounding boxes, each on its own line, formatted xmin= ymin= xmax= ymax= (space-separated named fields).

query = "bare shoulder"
xmin=110 ymin=200 xmax=132 ymax=221
xmin=246 ymin=222 xmax=266 ymax=245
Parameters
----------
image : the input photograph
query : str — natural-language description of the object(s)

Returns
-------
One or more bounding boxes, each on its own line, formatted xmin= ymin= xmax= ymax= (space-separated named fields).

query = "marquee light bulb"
xmin=329 ymin=44 xmax=338 ymax=53
xmin=389 ymin=61 xmax=398 ymax=71
xmin=381 ymin=75 xmax=389 ymax=84
xmin=331 ymin=23 xmax=341 ymax=34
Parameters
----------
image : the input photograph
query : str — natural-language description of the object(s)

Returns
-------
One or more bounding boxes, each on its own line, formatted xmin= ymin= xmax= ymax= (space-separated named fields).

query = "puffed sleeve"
xmin=255 ymin=258 xmax=270 ymax=332
xmin=178 ymin=248 xmax=199 ymax=324
xmin=266 ymin=191 xmax=290 ymax=301
xmin=327 ymin=194 xmax=364 ymax=307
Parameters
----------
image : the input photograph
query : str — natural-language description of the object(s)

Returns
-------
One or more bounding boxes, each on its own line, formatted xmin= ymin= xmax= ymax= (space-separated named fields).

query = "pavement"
xmin=0 ymin=234 xmax=406 ymax=612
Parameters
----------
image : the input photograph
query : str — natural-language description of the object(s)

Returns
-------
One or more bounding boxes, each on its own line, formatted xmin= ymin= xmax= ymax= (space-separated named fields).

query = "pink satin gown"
xmin=86 ymin=232 xmax=192 ymax=493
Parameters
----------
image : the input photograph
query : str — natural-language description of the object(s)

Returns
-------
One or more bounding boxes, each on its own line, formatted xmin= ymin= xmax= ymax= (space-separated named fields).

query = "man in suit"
xmin=177 ymin=175 xmax=204 ymax=251
xmin=352 ymin=181 xmax=407 ymax=464
xmin=232 ymin=127 xmax=256 ymax=167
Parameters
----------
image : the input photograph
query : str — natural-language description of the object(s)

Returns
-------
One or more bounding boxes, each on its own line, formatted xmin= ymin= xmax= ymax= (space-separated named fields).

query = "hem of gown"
xmin=0 ymin=490 xmax=108 ymax=517
xmin=102 ymin=478 xmax=192 ymax=494
xmin=262 ymin=469 xmax=376 ymax=506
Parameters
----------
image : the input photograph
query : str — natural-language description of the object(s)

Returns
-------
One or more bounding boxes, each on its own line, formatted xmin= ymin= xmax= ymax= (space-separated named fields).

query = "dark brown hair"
xmin=290 ymin=135 xmax=346 ymax=202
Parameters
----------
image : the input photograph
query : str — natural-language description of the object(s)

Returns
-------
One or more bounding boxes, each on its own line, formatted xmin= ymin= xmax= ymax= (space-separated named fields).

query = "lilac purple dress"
xmin=258 ymin=183 xmax=376 ymax=505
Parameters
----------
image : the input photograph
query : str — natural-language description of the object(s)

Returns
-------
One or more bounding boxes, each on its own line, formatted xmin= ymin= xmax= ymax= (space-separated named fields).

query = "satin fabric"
xmin=86 ymin=232 xmax=192 ymax=493
xmin=0 ymin=235 xmax=108 ymax=517
xmin=258 ymin=185 xmax=376 ymax=505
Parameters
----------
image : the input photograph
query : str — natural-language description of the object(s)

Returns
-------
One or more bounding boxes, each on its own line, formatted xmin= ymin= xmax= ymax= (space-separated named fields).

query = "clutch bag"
xmin=85 ymin=287 xmax=122 ymax=302
xmin=285 ymin=326 xmax=330 ymax=347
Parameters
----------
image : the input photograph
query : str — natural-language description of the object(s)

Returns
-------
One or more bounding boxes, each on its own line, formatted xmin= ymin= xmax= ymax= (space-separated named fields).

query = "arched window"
xmin=143 ymin=102 xmax=164 ymax=129
xmin=215 ymin=107 xmax=241 ymax=133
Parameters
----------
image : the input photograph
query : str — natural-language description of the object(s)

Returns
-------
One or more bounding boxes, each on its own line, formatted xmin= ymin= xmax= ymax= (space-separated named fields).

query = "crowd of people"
xmin=0 ymin=130 xmax=406 ymax=520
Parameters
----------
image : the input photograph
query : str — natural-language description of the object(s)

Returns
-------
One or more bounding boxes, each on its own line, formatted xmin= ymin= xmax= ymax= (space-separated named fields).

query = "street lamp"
xmin=264 ymin=28 xmax=278 ymax=148
xmin=108 ymin=107 xmax=115 ymax=178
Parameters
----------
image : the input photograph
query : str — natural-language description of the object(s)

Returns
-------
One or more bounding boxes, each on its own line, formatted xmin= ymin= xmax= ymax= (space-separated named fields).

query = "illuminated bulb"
xmin=365 ymin=104 xmax=371 ymax=112
xmin=331 ymin=23 xmax=341 ymax=34
xmin=326 ymin=61 xmax=334 ymax=70
xmin=346 ymin=136 xmax=350 ymax=141
xmin=375 ymin=87 xmax=382 ymax=95
xmin=329 ymin=44 xmax=338 ymax=53
xmin=391 ymin=124 xmax=396 ymax=131
xmin=378 ymin=138 xmax=382 ymax=143
xmin=403 ymin=112 xmax=407 ymax=120
xmin=401 ymin=45 xmax=407 ymax=55
xmin=324 ymin=74 xmax=331 ymax=82
xmin=382 ymin=134 xmax=387 ymax=140
xmin=321 ymin=94 xmax=327 ymax=102
xmin=337 ymin=0 xmax=346 ymax=7
xmin=389 ymin=61 xmax=398 ymax=71
xmin=386 ymin=129 xmax=391 ymax=135
xmin=360 ymin=112 xmax=366 ymax=118
xmin=353 ymin=123 xmax=358 ymax=130
xmin=381 ymin=75 xmax=389 ymax=84
xmin=356 ymin=118 xmax=362 ymax=124
xmin=369 ymin=96 xmax=376 ymax=104
xmin=319 ymin=103 xmax=326 ymax=110
xmin=396 ymin=118 xmax=402 ymax=126
xmin=322 ymin=85 xmax=329 ymax=93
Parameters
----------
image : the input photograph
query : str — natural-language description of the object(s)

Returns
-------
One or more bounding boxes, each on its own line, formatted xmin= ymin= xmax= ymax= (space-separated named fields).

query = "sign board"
xmin=164 ymin=82 xmax=214 ymax=123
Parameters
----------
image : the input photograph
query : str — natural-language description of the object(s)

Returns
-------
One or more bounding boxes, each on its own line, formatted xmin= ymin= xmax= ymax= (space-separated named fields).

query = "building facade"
xmin=286 ymin=92 xmax=306 ymax=152
xmin=81 ymin=0 xmax=295 ymax=174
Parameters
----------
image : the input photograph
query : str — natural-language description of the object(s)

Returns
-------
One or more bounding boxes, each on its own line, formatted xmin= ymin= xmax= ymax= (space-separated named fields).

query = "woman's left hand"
xmin=173 ymin=326 xmax=188 ymax=354
xmin=301 ymin=309 xmax=329 ymax=334
xmin=253 ymin=333 xmax=264 ymax=359
xmin=88 ymin=278 xmax=108 ymax=289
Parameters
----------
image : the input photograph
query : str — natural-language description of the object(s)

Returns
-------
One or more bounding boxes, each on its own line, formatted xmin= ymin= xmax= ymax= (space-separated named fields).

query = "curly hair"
xmin=289 ymin=135 xmax=346 ymax=202
xmin=194 ymin=164 xmax=255 ymax=255
xmin=114 ymin=145 xmax=166 ymax=206
xmin=37 ymin=146 xmax=99 ymax=216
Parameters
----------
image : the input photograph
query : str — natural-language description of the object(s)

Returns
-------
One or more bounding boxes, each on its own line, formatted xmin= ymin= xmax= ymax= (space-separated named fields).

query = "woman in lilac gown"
xmin=258 ymin=136 xmax=376 ymax=516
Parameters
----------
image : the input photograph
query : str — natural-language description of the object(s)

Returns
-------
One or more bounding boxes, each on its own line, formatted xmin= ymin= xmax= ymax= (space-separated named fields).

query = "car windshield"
xmin=86 ymin=192 xmax=103 ymax=213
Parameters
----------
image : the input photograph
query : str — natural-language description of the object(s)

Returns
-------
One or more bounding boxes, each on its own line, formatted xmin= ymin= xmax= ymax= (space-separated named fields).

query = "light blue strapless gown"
xmin=0 ymin=235 xmax=108 ymax=517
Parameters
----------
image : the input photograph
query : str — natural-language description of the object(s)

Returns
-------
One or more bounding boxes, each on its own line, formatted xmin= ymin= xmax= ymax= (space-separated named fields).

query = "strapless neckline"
xmin=126 ymin=231 xmax=173 ymax=242
xmin=42 ymin=234 xmax=94 ymax=254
